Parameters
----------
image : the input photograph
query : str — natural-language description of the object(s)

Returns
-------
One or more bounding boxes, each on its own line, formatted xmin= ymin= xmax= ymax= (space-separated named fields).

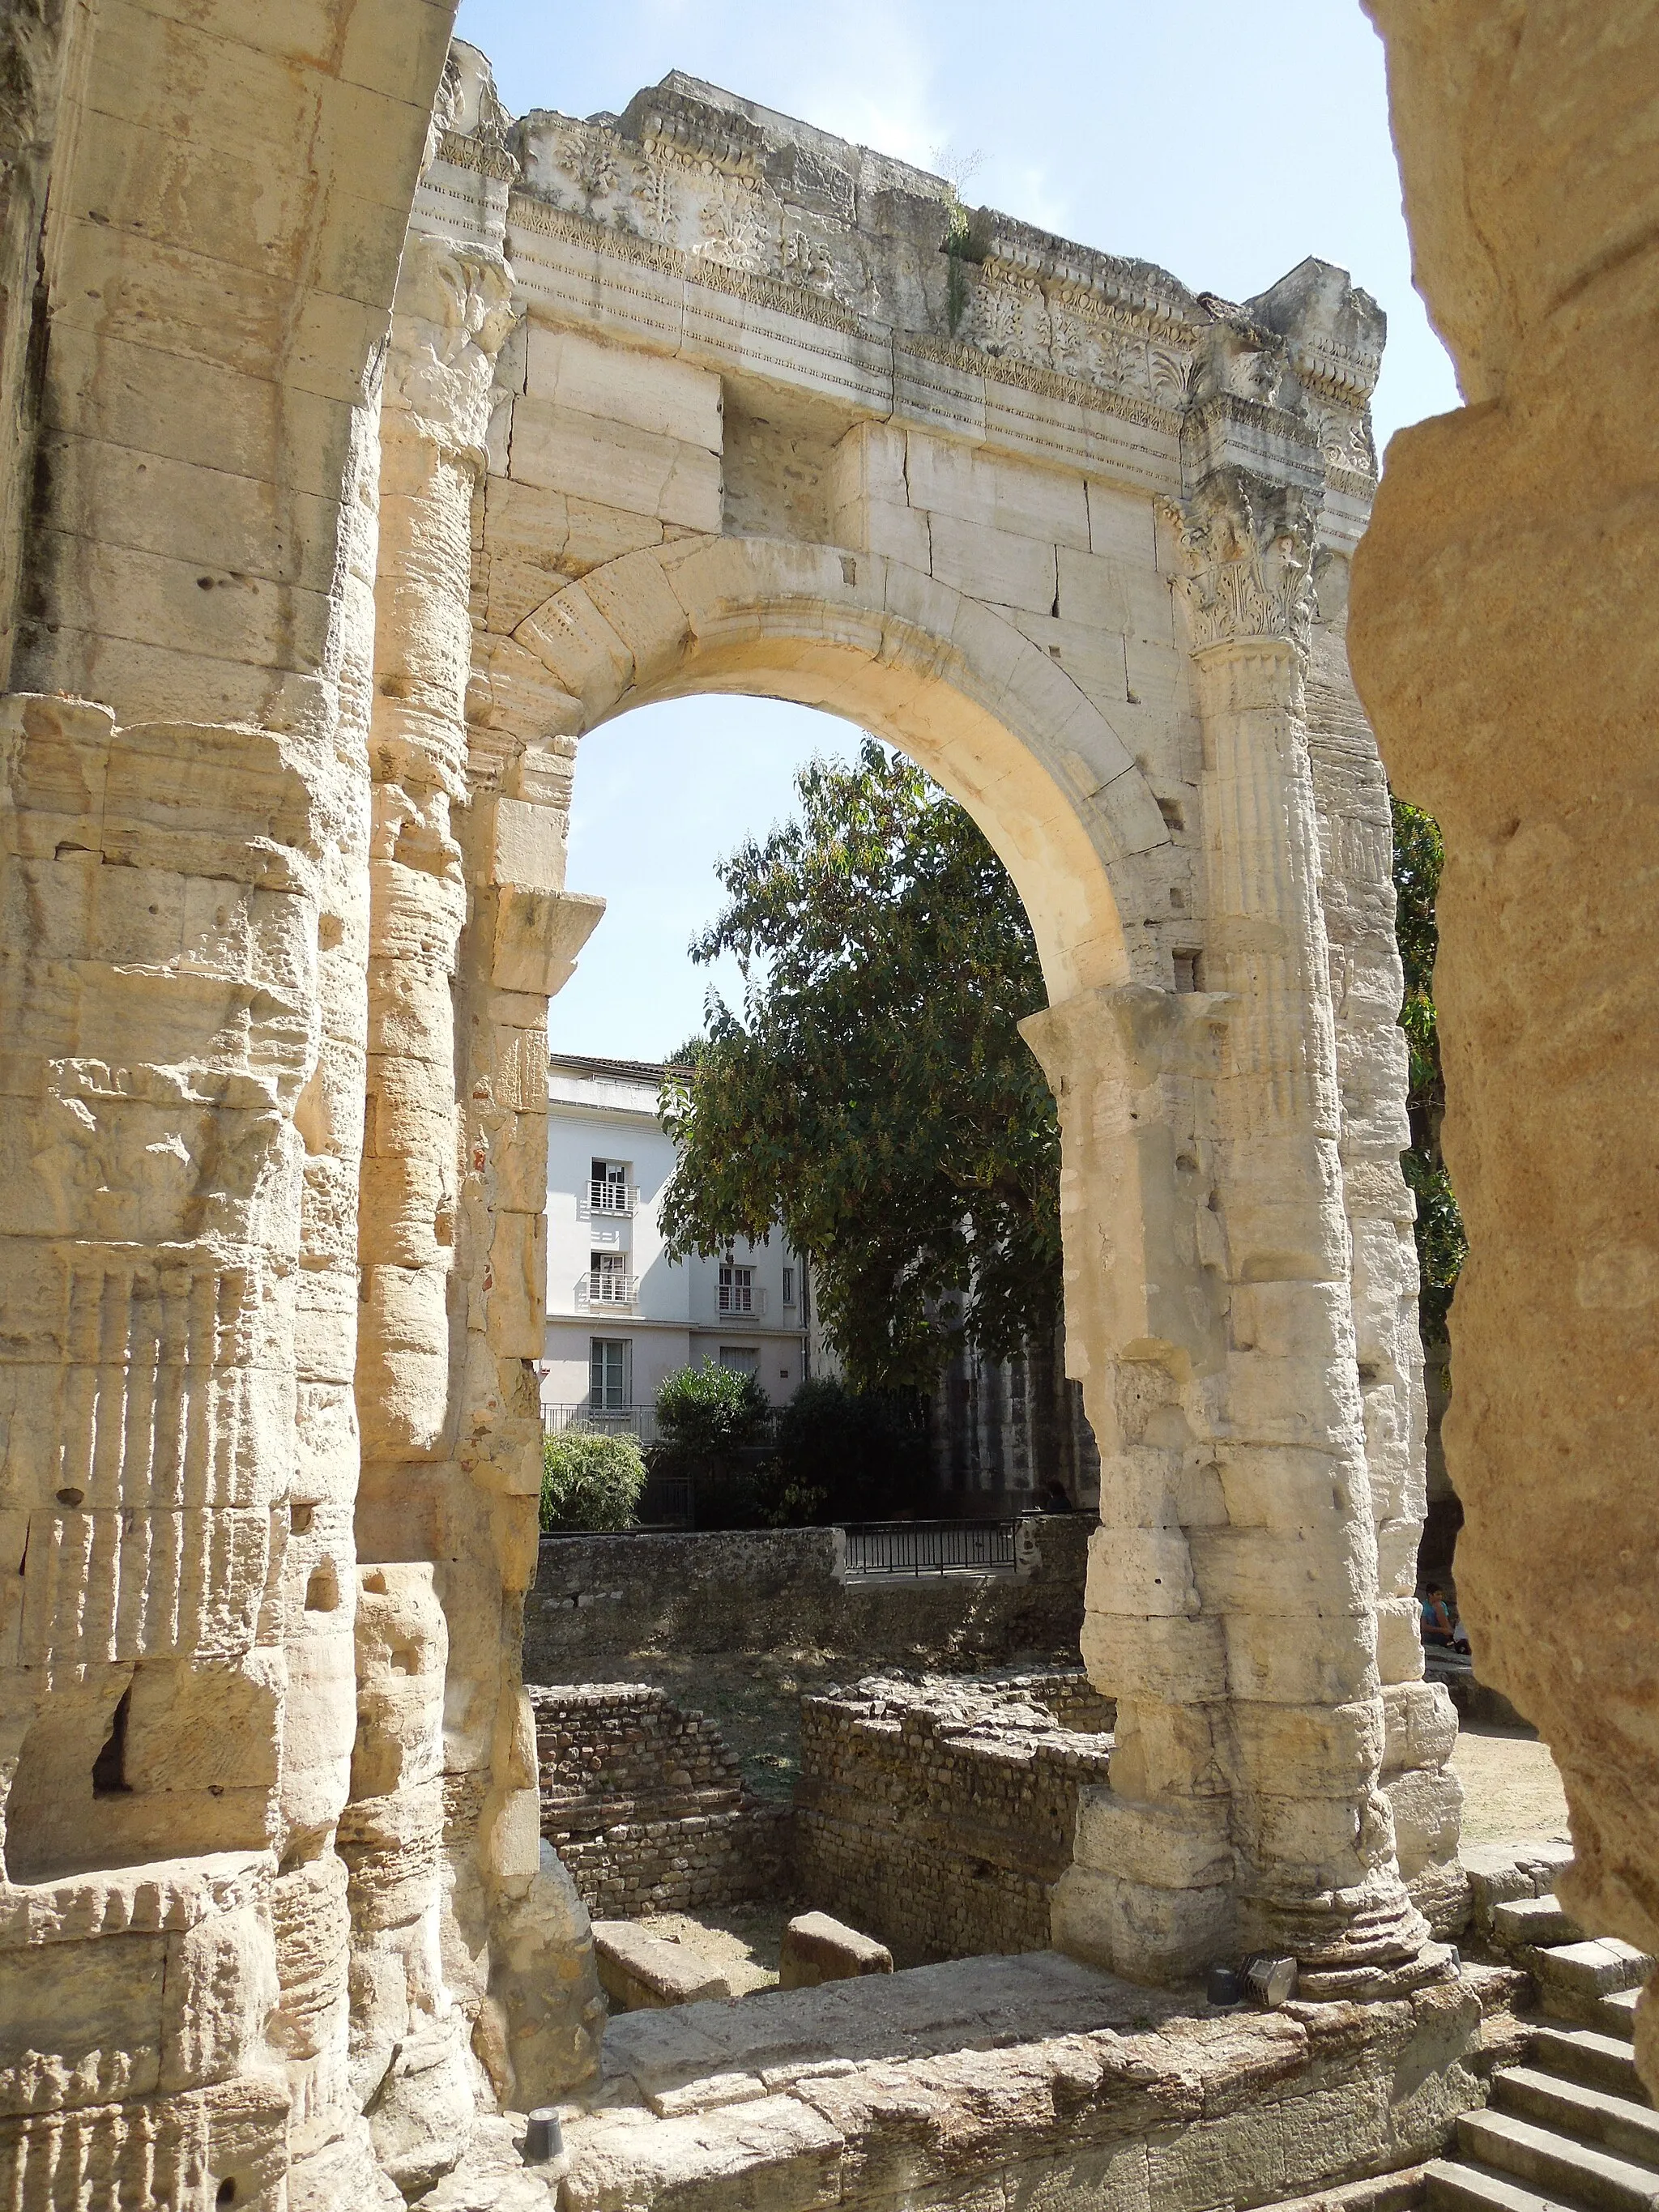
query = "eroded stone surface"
xmin=1350 ymin=0 xmax=1655 ymax=2080
xmin=0 ymin=16 xmax=1453 ymax=2203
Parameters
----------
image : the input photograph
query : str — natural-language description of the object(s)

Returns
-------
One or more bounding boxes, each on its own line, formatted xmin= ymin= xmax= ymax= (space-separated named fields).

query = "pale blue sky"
xmin=454 ymin=0 xmax=1457 ymax=1061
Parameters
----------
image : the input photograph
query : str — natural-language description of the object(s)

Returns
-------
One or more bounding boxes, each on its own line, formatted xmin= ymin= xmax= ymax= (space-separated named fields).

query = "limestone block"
xmin=1230 ymin=1700 xmax=1386 ymax=1801
xmin=1050 ymin=1859 xmax=1233 ymax=1984
xmin=1221 ymin=1613 xmax=1375 ymax=1709
xmin=352 ymin=1565 xmax=446 ymax=1800
xmin=778 ymin=1913 xmax=893 ymax=1992
xmin=905 ymin=430 xmax=1090 ymax=549
xmin=1087 ymin=479 xmax=1159 ymax=564
xmin=1056 ymin=543 xmax=1130 ymax=633
xmin=1080 ymin=1609 xmax=1226 ymax=1703
xmin=505 ymin=399 xmax=723 ymax=533
xmin=1386 ymin=1767 xmax=1465 ymax=1879
xmin=927 ymin=509 xmax=1057 ymax=617
xmin=1381 ymin=1681 xmax=1459 ymax=1777
xmin=1108 ymin=1701 xmax=1231 ymax=1801
xmin=485 ymin=1211 xmax=545 ymax=1359
xmin=525 ymin=325 xmax=722 ymax=451
xmin=828 ymin=421 xmax=909 ymax=513
xmin=486 ymin=796 xmax=565 ymax=893
xmin=1085 ymin=1525 xmax=1200 ymax=1619
xmin=514 ymin=585 xmax=634 ymax=722
xmin=1188 ymin=1524 xmax=1371 ymax=1621
xmin=0 ymin=1932 xmax=168 ymax=2111
xmin=593 ymin=1921 xmax=738 ymax=2010
xmin=836 ymin=494 xmax=931 ymax=569
xmin=1072 ymin=1789 xmax=1233 ymax=1891
xmin=1375 ymin=1596 xmax=1426 ymax=1684
xmin=1012 ymin=611 xmax=1130 ymax=710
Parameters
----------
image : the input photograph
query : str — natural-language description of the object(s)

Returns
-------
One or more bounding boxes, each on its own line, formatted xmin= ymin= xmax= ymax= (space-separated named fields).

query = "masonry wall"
xmin=531 ymin=1683 xmax=789 ymax=1916
xmin=523 ymin=1516 xmax=1091 ymax=1671
xmin=794 ymin=1675 xmax=1115 ymax=1964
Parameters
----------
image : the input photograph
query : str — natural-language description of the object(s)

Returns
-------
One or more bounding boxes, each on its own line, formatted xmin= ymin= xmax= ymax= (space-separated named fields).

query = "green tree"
xmin=650 ymin=1360 xmax=774 ymax=1529
xmin=539 ymin=1430 xmax=646 ymax=1532
xmin=1392 ymin=795 xmax=1465 ymax=1340
xmin=659 ymin=739 xmax=1059 ymax=1390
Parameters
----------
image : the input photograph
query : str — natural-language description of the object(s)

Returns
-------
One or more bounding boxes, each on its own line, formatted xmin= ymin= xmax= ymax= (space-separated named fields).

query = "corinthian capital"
xmin=1160 ymin=470 xmax=1317 ymax=656
xmin=388 ymin=230 xmax=519 ymax=460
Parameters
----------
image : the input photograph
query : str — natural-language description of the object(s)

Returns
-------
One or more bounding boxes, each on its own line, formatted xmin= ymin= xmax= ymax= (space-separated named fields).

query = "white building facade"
xmin=542 ymin=1054 xmax=809 ymax=1434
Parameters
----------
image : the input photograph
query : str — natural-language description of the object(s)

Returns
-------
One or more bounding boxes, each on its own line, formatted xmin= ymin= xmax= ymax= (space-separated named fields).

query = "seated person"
xmin=1420 ymin=1584 xmax=1455 ymax=1647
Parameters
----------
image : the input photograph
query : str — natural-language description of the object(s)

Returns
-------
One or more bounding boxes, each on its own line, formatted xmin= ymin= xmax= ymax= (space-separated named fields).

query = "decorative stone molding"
xmin=1161 ymin=471 xmax=1319 ymax=657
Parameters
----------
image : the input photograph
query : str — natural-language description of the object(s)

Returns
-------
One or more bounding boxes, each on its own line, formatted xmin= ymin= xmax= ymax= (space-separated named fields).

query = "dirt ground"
xmin=1450 ymin=1720 xmax=1572 ymax=1846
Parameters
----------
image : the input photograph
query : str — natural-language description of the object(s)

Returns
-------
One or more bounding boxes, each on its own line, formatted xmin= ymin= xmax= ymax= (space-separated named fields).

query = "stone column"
xmin=352 ymin=215 xmax=603 ymax=2111
xmin=1038 ymin=468 xmax=1430 ymax=1987
xmin=349 ymin=225 xmax=516 ymax=2141
xmin=1303 ymin=572 xmax=1464 ymax=1937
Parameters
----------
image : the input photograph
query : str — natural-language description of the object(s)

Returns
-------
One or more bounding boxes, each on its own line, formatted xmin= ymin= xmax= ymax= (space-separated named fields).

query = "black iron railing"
xmin=842 ymin=1517 xmax=1017 ymax=1577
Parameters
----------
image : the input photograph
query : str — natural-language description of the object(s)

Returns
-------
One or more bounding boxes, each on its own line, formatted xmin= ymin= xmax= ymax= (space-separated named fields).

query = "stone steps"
xmin=1600 ymin=1992 xmax=1644 ymax=2038
xmin=1449 ymin=2108 xmax=1659 ymax=2212
xmin=1531 ymin=2027 xmax=1647 ymax=2103
xmin=1493 ymin=2069 xmax=1659 ymax=2168
xmin=1531 ymin=1943 xmax=1655 ymax=2026
xmin=1494 ymin=1897 xmax=1586 ymax=1950
xmin=1427 ymin=1919 xmax=1656 ymax=2212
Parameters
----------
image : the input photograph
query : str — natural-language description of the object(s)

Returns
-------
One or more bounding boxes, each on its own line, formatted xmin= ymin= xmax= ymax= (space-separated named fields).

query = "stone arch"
xmin=488 ymin=533 xmax=1171 ymax=1002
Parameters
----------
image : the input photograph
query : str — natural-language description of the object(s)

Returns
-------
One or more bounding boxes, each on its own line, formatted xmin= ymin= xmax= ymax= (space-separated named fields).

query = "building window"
xmin=590 ymin=1158 xmax=631 ymax=1214
xmin=590 ymin=1251 xmax=630 ymax=1303
xmin=719 ymin=1263 xmax=754 ymax=1314
xmin=719 ymin=1346 xmax=760 ymax=1377
xmin=590 ymin=1338 xmax=630 ymax=1409
xmin=782 ymin=1265 xmax=796 ymax=1306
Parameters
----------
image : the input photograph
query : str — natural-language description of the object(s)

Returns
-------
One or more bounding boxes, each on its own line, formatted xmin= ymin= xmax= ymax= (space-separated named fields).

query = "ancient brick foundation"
xmin=795 ymin=1673 xmax=1115 ymax=1964
xmin=531 ymin=1684 xmax=790 ymax=1917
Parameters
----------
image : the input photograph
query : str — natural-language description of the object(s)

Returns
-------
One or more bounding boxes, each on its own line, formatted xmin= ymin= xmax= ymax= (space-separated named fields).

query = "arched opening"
xmin=521 ymin=556 xmax=1148 ymax=1976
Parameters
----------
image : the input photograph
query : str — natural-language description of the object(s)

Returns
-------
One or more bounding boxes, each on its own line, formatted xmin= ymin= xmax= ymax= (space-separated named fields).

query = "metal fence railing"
xmin=842 ymin=1517 xmax=1018 ymax=1577
xmin=544 ymin=1401 xmax=663 ymax=1447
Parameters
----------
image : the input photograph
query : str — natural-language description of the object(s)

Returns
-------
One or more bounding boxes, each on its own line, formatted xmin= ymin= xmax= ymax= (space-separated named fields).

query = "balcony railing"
xmin=579 ymin=1180 xmax=638 ymax=1219
xmin=715 ymin=1283 xmax=767 ymax=1317
xmin=576 ymin=1272 xmax=638 ymax=1311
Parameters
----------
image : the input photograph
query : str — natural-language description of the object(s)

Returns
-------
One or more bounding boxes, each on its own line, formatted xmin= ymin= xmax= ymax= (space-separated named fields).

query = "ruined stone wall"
xmin=524 ymin=1517 xmax=1091 ymax=1672
xmin=531 ymin=1683 xmax=789 ymax=1917
xmin=795 ymin=1676 xmax=1115 ymax=1964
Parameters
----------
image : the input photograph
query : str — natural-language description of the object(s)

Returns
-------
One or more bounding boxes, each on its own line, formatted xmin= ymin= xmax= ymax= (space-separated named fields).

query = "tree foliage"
xmin=1392 ymin=795 xmax=1465 ymax=1341
xmin=540 ymin=1430 xmax=646 ymax=1532
xmin=658 ymin=739 xmax=1059 ymax=1390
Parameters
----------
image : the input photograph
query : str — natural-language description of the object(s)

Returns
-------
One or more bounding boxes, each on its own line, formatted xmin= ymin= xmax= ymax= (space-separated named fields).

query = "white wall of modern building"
xmin=542 ymin=1054 xmax=808 ymax=1430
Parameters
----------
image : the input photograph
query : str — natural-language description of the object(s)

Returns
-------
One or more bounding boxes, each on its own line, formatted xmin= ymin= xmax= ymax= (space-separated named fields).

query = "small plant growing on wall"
xmin=540 ymin=1430 xmax=646 ymax=1533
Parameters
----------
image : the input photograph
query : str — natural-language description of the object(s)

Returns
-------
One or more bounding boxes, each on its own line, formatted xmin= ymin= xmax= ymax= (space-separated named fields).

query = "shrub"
xmin=654 ymin=1360 xmax=772 ymax=1453
xmin=539 ymin=1429 xmax=646 ymax=1533
xmin=648 ymin=1362 xmax=774 ymax=1529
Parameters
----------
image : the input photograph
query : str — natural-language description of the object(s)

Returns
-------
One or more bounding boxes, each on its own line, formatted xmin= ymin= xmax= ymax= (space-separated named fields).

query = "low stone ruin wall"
xmin=531 ymin=1682 xmax=789 ymax=1917
xmin=794 ymin=1672 xmax=1115 ymax=1963
xmin=523 ymin=1515 xmax=1091 ymax=1672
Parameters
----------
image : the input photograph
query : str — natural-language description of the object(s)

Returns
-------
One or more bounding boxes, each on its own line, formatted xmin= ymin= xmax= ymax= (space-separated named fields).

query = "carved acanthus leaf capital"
xmin=388 ymin=232 xmax=519 ymax=459
xmin=1159 ymin=471 xmax=1318 ymax=656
